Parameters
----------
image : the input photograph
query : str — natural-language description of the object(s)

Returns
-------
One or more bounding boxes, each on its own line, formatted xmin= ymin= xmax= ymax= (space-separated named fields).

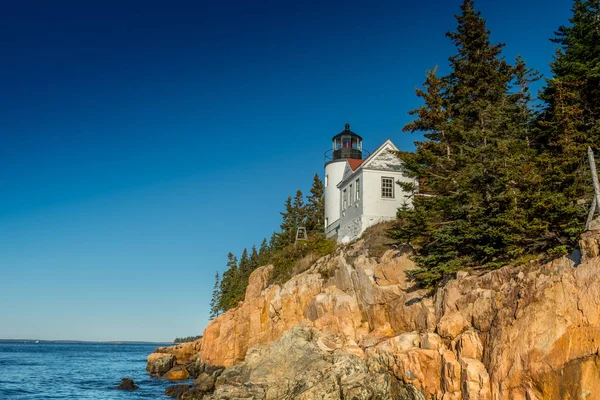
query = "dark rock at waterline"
xmin=116 ymin=378 xmax=139 ymax=391
xmin=180 ymin=386 xmax=211 ymax=400
xmin=146 ymin=354 xmax=176 ymax=376
xmin=192 ymin=366 xmax=224 ymax=392
xmin=165 ymin=384 xmax=191 ymax=399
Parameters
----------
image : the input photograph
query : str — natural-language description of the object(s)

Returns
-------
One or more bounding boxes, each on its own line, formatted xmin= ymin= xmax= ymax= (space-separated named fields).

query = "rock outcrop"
xmin=152 ymin=233 xmax=600 ymax=399
xmin=116 ymin=378 xmax=138 ymax=391
xmin=146 ymin=353 xmax=176 ymax=376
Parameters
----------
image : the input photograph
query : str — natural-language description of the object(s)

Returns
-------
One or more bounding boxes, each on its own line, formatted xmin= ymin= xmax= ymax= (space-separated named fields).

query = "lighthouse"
xmin=323 ymin=124 xmax=413 ymax=243
xmin=324 ymin=123 xmax=363 ymax=237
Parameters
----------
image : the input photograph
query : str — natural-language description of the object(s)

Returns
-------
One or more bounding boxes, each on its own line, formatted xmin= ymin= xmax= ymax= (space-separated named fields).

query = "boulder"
xmin=146 ymin=353 xmax=176 ymax=376
xmin=181 ymin=386 xmax=211 ymax=400
xmin=116 ymin=378 xmax=138 ymax=391
xmin=154 ymin=339 xmax=202 ymax=365
xmin=437 ymin=312 xmax=469 ymax=339
xmin=165 ymin=384 xmax=191 ymax=398
xmin=164 ymin=365 xmax=191 ymax=381
xmin=185 ymin=356 xmax=206 ymax=378
xmin=193 ymin=372 xmax=216 ymax=392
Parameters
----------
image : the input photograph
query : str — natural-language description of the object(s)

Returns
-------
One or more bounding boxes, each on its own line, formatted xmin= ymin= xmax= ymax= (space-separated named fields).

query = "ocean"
xmin=0 ymin=342 xmax=182 ymax=399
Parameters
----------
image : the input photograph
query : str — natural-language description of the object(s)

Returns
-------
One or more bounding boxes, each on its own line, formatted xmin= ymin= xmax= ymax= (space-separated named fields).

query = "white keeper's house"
xmin=324 ymin=123 xmax=413 ymax=244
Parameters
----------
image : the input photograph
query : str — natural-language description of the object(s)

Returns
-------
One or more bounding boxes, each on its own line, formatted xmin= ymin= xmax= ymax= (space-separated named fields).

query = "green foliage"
xmin=209 ymin=271 xmax=221 ymax=320
xmin=391 ymin=0 xmax=544 ymax=287
xmin=306 ymin=174 xmax=325 ymax=232
xmin=173 ymin=335 xmax=202 ymax=344
xmin=534 ymin=0 xmax=600 ymax=248
xmin=213 ymin=173 xmax=328 ymax=314
xmin=391 ymin=0 xmax=600 ymax=288
xmin=269 ymin=232 xmax=336 ymax=285
xmin=217 ymin=253 xmax=240 ymax=311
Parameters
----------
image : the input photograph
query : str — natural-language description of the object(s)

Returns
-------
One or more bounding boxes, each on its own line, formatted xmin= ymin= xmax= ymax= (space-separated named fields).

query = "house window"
xmin=381 ymin=177 xmax=394 ymax=198
xmin=349 ymin=184 xmax=353 ymax=205
xmin=355 ymin=179 xmax=360 ymax=202
xmin=343 ymin=189 xmax=347 ymax=210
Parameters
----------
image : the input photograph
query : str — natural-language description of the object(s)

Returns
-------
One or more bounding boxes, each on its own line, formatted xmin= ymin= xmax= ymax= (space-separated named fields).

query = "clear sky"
xmin=0 ymin=0 xmax=572 ymax=341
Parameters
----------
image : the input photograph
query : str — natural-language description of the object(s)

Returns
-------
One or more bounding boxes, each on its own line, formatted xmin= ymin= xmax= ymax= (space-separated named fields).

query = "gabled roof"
xmin=360 ymin=139 xmax=400 ymax=170
xmin=348 ymin=159 xmax=364 ymax=171
xmin=337 ymin=139 xmax=402 ymax=188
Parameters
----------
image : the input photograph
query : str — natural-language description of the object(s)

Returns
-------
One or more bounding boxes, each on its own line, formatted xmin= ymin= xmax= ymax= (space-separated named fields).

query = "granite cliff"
xmin=148 ymin=230 xmax=600 ymax=399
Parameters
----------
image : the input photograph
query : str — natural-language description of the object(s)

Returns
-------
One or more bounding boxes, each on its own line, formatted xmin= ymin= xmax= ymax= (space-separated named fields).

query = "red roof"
xmin=348 ymin=159 xmax=363 ymax=171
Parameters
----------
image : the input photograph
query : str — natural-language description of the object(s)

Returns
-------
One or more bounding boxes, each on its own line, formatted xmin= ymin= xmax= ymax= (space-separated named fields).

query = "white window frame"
xmin=349 ymin=184 xmax=353 ymax=205
xmin=381 ymin=177 xmax=394 ymax=199
xmin=342 ymin=189 xmax=347 ymax=210
xmin=355 ymin=179 xmax=360 ymax=202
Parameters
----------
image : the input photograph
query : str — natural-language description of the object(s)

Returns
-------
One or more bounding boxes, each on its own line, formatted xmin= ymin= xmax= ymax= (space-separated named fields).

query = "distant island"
xmin=173 ymin=335 xmax=202 ymax=344
xmin=0 ymin=339 xmax=170 ymax=345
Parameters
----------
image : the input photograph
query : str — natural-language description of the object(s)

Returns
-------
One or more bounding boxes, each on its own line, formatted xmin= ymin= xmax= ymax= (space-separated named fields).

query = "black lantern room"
xmin=331 ymin=123 xmax=363 ymax=160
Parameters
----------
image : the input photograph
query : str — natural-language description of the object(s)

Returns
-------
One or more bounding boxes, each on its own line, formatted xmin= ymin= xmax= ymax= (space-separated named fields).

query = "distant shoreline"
xmin=0 ymin=339 xmax=171 ymax=345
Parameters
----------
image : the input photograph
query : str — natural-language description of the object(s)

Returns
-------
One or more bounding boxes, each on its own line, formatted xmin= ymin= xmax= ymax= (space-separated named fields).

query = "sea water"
xmin=0 ymin=342 xmax=181 ymax=399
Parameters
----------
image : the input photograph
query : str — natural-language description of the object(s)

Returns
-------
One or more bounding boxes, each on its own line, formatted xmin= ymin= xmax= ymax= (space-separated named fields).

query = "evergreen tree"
xmin=238 ymin=248 xmax=250 ymax=277
xmin=292 ymin=190 xmax=306 ymax=227
xmin=258 ymin=238 xmax=271 ymax=266
xmin=209 ymin=271 xmax=221 ymax=319
xmin=534 ymin=0 xmax=600 ymax=248
xmin=391 ymin=0 xmax=540 ymax=287
xmin=306 ymin=174 xmax=325 ymax=232
xmin=278 ymin=196 xmax=296 ymax=245
xmin=542 ymin=0 xmax=600 ymax=134
xmin=249 ymin=245 xmax=259 ymax=272
xmin=218 ymin=253 xmax=239 ymax=311
xmin=269 ymin=231 xmax=281 ymax=252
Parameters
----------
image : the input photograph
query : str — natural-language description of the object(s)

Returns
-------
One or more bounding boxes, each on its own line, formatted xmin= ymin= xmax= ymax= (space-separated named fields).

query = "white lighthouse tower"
xmin=324 ymin=123 xmax=363 ymax=237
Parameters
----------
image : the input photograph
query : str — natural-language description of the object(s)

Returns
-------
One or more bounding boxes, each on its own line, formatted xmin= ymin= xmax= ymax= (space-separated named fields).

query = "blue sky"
xmin=0 ymin=0 xmax=573 ymax=341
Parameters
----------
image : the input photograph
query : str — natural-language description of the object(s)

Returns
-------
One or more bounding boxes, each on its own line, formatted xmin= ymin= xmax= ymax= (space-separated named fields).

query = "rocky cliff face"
xmin=150 ymin=231 xmax=600 ymax=400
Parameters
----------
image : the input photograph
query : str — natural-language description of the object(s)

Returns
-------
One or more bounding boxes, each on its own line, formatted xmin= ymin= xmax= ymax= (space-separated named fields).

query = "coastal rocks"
xmin=146 ymin=353 xmax=176 ymax=376
xmin=154 ymin=339 xmax=203 ymax=365
xmin=200 ymin=248 xmax=434 ymax=368
xmin=165 ymin=384 xmax=191 ymax=398
xmin=164 ymin=365 xmax=191 ymax=381
xmin=165 ymin=367 xmax=225 ymax=399
xmin=157 ymin=232 xmax=600 ymax=399
xmin=203 ymin=325 xmax=407 ymax=400
xmin=116 ymin=378 xmax=138 ymax=391
xmin=200 ymin=266 xmax=325 ymax=367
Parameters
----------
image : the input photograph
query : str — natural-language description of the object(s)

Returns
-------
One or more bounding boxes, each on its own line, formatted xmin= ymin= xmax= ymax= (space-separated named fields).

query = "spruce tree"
xmin=292 ymin=190 xmax=306 ymax=227
xmin=534 ymin=0 xmax=600 ymax=248
xmin=306 ymin=174 xmax=325 ymax=232
xmin=542 ymin=0 xmax=600 ymax=133
xmin=238 ymin=248 xmax=250 ymax=277
xmin=218 ymin=253 xmax=239 ymax=311
xmin=269 ymin=232 xmax=280 ymax=252
xmin=249 ymin=245 xmax=259 ymax=272
xmin=209 ymin=271 xmax=221 ymax=319
xmin=391 ymin=0 xmax=540 ymax=287
xmin=258 ymin=238 xmax=271 ymax=266
xmin=278 ymin=196 xmax=296 ymax=245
